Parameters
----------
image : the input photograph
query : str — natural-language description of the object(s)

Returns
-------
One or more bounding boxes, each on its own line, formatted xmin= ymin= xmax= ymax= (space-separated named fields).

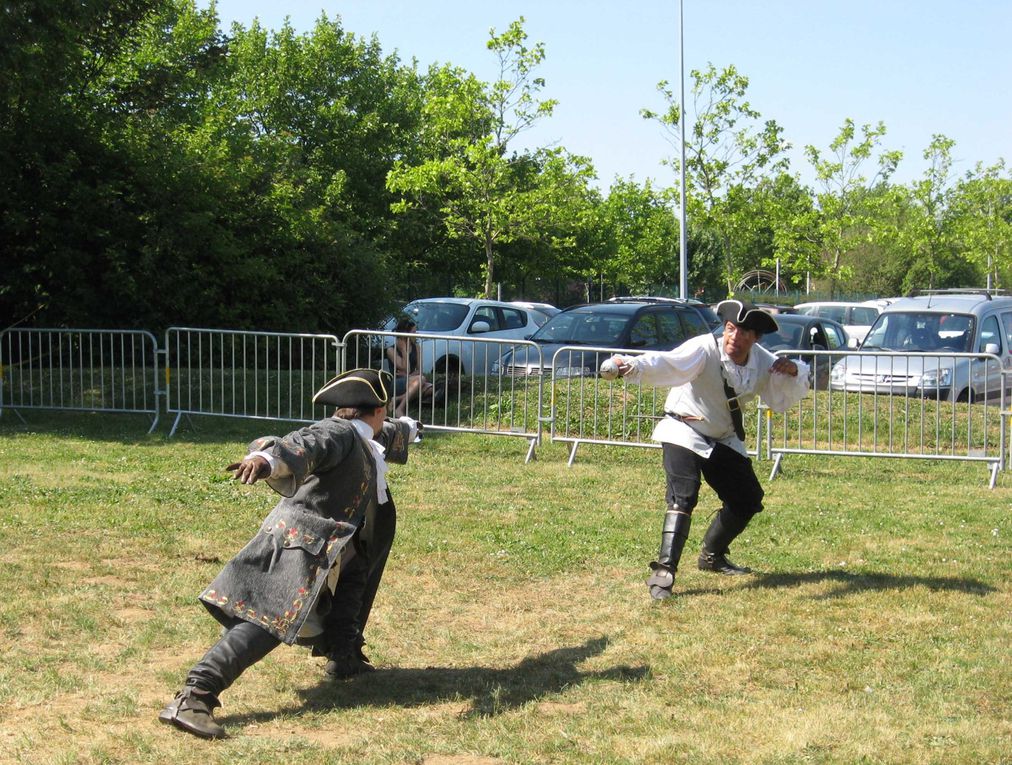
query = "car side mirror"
xmin=984 ymin=342 xmax=1000 ymax=355
xmin=469 ymin=321 xmax=491 ymax=334
xmin=847 ymin=337 xmax=859 ymax=349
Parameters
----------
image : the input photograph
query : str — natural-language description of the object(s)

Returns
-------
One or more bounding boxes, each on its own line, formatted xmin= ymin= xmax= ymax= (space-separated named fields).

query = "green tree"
xmin=387 ymin=18 xmax=593 ymax=299
xmin=950 ymin=160 xmax=1012 ymax=290
xmin=0 ymin=0 xmax=174 ymax=327
xmin=594 ymin=178 xmax=679 ymax=294
xmin=764 ymin=173 xmax=822 ymax=292
xmin=803 ymin=119 xmax=902 ymax=294
xmin=643 ymin=63 xmax=789 ymax=293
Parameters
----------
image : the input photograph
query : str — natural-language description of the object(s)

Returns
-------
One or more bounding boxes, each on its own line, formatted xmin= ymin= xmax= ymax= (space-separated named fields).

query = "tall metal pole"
xmin=678 ymin=0 xmax=689 ymax=299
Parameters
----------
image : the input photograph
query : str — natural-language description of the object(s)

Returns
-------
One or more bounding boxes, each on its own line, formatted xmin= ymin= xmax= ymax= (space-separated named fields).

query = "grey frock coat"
xmin=199 ymin=416 xmax=412 ymax=644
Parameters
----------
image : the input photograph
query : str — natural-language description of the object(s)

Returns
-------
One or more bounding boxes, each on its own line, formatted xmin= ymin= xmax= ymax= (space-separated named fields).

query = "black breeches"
xmin=662 ymin=441 xmax=764 ymax=519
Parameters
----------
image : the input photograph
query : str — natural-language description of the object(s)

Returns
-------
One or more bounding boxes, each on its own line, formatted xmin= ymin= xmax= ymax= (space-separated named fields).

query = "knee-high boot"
xmin=645 ymin=507 xmax=691 ymax=600
xmin=698 ymin=506 xmax=754 ymax=575
xmin=159 ymin=620 xmax=281 ymax=739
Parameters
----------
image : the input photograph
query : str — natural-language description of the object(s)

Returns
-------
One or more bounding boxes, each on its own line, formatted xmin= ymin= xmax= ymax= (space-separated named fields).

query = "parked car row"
xmin=374 ymin=290 xmax=1012 ymax=402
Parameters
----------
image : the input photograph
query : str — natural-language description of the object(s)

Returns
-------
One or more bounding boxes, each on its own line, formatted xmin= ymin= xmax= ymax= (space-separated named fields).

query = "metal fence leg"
xmin=567 ymin=440 xmax=580 ymax=468
xmin=525 ymin=437 xmax=537 ymax=464
xmin=168 ymin=411 xmax=183 ymax=438
xmin=0 ymin=408 xmax=28 ymax=425
xmin=989 ymin=462 xmax=999 ymax=490
xmin=768 ymin=453 xmax=783 ymax=481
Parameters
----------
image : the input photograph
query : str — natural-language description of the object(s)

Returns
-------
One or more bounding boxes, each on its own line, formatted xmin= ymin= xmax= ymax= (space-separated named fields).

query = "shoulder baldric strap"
xmin=714 ymin=334 xmax=745 ymax=441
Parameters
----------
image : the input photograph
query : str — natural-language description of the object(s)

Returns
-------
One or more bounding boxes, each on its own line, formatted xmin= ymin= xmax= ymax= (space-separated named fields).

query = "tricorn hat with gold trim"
xmin=313 ymin=368 xmax=391 ymax=408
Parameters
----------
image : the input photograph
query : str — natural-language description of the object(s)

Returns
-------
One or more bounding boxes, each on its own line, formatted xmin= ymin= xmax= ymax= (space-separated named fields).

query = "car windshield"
xmin=531 ymin=311 xmax=630 ymax=345
xmin=812 ymin=306 xmax=848 ymax=323
xmin=693 ymin=304 xmax=721 ymax=328
xmin=759 ymin=323 xmax=804 ymax=350
xmin=400 ymin=301 xmax=470 ymax=332
xmin=861 ymin=312 xmax=973 ymax=352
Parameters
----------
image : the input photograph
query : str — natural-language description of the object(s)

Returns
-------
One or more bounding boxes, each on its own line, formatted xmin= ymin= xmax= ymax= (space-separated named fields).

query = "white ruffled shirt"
xmin=351 ymin=418 xmax=389 ymax=503
xmin=620 ymin=333 xmax=810 ymax=457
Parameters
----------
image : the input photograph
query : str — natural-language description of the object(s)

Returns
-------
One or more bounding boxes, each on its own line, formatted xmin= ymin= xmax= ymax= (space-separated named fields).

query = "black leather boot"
xmin=324 ymin=644 xmax=375 ymax=678
xmin=698 ymin=507 xmax=753 ymax=575
xmin=321 ymin=550 xmax=373 ymax=678
xmin=159 ymin=620 xmax=280 ymax=739
xmin=646 ymin=508 xmax=691 ymax=600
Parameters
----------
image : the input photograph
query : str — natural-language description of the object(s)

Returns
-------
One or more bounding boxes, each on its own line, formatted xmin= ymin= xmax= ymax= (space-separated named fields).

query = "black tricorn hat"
xmin=716 ymin=299 xmax=779 ymax=336
xmin=313 ymin=368 xmax=392 ymax=408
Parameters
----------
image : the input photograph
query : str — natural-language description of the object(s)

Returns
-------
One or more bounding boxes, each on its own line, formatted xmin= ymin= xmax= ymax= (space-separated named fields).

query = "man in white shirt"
xmin=607 ymin=300 xmax=810 ymax=600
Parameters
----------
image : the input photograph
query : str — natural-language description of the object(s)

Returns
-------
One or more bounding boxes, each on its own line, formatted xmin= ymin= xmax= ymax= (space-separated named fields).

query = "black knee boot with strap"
xmin=645 ymin=507 xmax=691 ymax=600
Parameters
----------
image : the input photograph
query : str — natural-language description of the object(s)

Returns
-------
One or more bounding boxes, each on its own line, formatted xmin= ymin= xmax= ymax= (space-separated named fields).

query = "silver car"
xmin=829 ymin=291 xmax=1012 ymax=402
xmin=382 ymin=298 xmax=544 ymax=377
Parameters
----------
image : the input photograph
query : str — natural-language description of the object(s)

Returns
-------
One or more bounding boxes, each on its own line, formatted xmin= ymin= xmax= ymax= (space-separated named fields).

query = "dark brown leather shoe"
xmin=158 ymin=687 xmax=226 ymax=739
xmin=697 ymin=551 xmax=752 ymax=575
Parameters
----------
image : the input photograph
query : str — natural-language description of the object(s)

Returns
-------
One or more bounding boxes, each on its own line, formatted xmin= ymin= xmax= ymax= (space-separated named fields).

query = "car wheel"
xmin=955 ymin=387 xmax=974 ymax=403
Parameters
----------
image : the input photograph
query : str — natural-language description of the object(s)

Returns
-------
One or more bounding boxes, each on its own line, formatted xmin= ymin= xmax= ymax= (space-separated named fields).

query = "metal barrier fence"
xmin=3 ymin=326 xmax=1010 ymax=486
xmin=164 ymin=327 xmax=342 ymax=436
xmin=342 ymin=330 xmax=545 ymax=461
xmin=0 ymin=328 xmax=160 ymax=431
xmin=547 ymin=345 xmax=763 ymax=466
xmin=767 ymin=349 xmax=1008 ymax=488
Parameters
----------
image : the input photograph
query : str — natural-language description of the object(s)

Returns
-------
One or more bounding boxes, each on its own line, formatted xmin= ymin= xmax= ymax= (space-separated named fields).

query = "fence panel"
xmin=342 ymin=330 xmax=545 ymax=460
xmin=164 ymin=328 xmax=342 ymax=436
xmin=0 ymin=328 xmax=160 ymax=431
xmin=547 ymin=345 xmax=763 ymax=466
xmin=768 ymin=349 xmax=1007 ymax=487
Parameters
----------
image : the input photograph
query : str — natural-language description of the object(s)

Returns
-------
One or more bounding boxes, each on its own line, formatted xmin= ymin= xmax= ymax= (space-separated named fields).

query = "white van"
xmin=829 ymin=291 xmax=1012 ymax=402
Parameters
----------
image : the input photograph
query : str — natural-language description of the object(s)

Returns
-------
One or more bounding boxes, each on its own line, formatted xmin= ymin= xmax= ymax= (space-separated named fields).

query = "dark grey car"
xmin=492 ymin=298 xmax=720 ymax=378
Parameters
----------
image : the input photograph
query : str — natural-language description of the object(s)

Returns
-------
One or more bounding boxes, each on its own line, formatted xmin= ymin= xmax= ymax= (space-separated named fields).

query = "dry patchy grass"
xmin=0 ymin=413 xmax=1008 ymax=764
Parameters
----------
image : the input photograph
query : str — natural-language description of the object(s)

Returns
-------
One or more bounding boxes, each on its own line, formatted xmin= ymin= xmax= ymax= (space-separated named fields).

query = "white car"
xmin=509 ymin=301 xmax=559 ymax=327
xmin=794 ymin=300 xmax=888 ymax=344
xmin=382 ymin=298 xmax=545 ymax=376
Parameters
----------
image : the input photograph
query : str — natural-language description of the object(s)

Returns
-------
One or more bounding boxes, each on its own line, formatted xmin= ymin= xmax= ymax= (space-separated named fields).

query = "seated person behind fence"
xmin=387 ymin=317 xmax=434 ymax=416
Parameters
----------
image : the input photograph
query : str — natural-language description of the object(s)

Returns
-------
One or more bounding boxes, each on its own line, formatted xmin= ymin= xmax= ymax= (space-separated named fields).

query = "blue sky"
xmin=206 ymin=0 xmax=1011 ymax=192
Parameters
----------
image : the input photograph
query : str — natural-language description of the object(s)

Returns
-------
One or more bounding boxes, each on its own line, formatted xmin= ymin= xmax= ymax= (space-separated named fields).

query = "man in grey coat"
xmin=159 ymin=368 xmax=418 ymax=739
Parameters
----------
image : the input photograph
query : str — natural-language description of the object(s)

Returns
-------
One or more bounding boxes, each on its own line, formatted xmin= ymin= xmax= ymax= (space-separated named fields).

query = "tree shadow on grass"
xmin=680 ymin=569 xmax=997 ymax=599
xmin=222 ymin=636 xmax=648 ymax=726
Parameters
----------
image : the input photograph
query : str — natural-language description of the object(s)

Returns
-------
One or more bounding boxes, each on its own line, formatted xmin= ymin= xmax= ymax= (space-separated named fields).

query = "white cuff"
xmin=248 ymin=449 xmax=279 ymax=477
xmin=396 ymin=415 xmax=419 ymax=441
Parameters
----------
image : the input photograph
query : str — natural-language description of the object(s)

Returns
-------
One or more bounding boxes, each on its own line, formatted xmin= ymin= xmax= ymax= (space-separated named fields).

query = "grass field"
xmin=0 ymin=411 xmax=1008 ymax=764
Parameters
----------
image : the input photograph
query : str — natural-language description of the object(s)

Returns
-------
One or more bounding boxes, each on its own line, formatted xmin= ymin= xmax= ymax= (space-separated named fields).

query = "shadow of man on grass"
xmin=680 ymin=568 xmax=996 ymax=599
xmin=223 ymin=636 xmax=648 ymax=726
